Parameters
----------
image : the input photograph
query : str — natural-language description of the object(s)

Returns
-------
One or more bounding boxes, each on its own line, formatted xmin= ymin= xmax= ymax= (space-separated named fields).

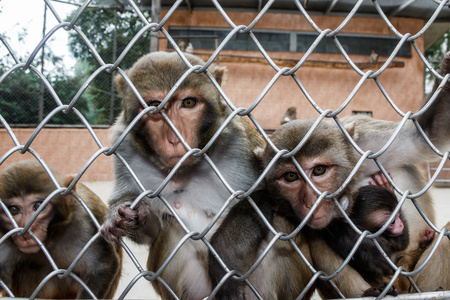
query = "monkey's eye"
xmin=33 ymin=202 xmax=43 ymax=211
xmin=182 ymin=98 xmax=197 ymax=108
xmin=283 ymin=172 xmax=299 ymax=182
xmin=312 ymin=165 xmax=327 ymax=176
xmin=147 ymin=100 xmax=161 ymax=108
xmin=7 ymin=205 xmax=20 ymax=216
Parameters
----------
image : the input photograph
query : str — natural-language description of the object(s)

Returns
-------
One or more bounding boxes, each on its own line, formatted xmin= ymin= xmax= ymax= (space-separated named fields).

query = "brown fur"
xmin=102 ymin=51 xmax=265 ymax=299
xmin=0 ymin=160 xmax=122 ymax=299
xmin=411 ymin=222 xmax=450 ymax=292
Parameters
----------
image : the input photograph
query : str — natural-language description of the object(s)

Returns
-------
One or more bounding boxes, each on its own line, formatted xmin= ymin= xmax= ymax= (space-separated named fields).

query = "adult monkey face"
xmin=115 ymin=52 xmax=227 ymax=171
xmin=262 ymin=119 xmax=358 ymax=229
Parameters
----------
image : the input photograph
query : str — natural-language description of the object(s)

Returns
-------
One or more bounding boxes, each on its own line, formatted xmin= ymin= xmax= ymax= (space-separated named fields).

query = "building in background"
xmin=153 ymin=1 xmax=449 ymax=129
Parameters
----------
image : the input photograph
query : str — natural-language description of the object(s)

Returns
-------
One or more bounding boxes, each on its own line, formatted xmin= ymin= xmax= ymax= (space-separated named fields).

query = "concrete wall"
xmin=0 ymin=128 xmax=114 ymax=182
xmin=160 ymin=10 xmax=425 ymax=129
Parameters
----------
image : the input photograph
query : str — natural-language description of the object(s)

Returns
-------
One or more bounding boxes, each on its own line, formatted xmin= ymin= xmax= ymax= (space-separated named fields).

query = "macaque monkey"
xmin=324 ymin=185 xmax=410 ymax=295
xmin=210 ymin=118 xmax=358 ymax=299
xmin=412 ymin=221 xmax=450 ymax=292
xmin=100 ymin=52 xmax=264 ymax=299
xmin=281 ymin=106 xmax=297 ymax=125
xmin=210 ymin=51 xmax=450 ymax=298
xmin=0 ymin=160 xmax=122 ymax=299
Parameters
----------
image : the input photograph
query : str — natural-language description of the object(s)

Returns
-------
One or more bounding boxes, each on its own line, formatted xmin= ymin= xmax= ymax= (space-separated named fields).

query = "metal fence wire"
xmin=1 ymin=0 xmax=450 ymax=299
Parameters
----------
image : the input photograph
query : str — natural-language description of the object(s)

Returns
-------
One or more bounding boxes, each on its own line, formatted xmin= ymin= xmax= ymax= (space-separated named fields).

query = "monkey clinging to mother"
xmin=209 ymin=51 xmax=450 ymax=299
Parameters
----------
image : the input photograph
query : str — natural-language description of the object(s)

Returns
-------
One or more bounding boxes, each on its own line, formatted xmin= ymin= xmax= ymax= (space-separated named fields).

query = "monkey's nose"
xmin=166 ymin=129 xmax=181 ymax=145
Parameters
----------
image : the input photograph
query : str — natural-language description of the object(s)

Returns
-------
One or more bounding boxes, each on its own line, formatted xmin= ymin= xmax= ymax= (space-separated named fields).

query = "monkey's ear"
xmin=339 ymin=194 xmax=351 ymax=212
xmin=212 ymin=65 xmax=228 ymax=86
xmin=114 ymin=72 xmax=128 ymax=95
xmin=62 ymin=175 xmax=77 ymax=205
xmin=344 ymin=121 xmax=356 ymax=138
xmin=254 ymin=147 xmax=265 ymax=161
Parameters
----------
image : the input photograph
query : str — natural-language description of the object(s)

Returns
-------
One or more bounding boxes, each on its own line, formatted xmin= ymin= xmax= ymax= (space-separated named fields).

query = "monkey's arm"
xmin=0 ymin=245 xmax=14 ymax=289
xmin=417 ymin=51 xmax=450 ymax=149
xmin=346 ymin=52 xmax=450 ymax=170
xmin=308 ymin=235 xmax=371 ymax=298
xmin=209 ymin=190 xmax=274 ymax=299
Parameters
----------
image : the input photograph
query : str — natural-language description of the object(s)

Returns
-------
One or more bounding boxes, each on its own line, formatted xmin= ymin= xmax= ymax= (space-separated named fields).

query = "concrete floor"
xmin=83 ymin=181 xmax=450 ymax=299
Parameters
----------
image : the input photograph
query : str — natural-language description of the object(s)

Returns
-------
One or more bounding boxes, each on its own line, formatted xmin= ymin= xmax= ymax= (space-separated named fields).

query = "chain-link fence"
xmin=1 ymin=0 xmax=450 ymax=299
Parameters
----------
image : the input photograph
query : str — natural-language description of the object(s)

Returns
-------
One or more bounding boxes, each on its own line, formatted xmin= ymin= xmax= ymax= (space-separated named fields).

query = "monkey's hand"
xmin=101 ymin=201 xmax=149 ymax=242
xmin=369 ymin=172 xmax=393 ymax=191
xmin=419 ymin=226 xmax=435 ymax=249
xmin=362 ymin=283 xmax=398 ymax=297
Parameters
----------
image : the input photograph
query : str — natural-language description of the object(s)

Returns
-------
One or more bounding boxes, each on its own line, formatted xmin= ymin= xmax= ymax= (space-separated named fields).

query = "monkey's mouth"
xmin=163 ymin=155 xmax=198 ymax=169
xmin=308 ymin=214 xmax=332 ymax=229
xmin=164 ymin=156 xmax=183 ymax=166
xmin=12 ymin=235 xmax=42 ymax=254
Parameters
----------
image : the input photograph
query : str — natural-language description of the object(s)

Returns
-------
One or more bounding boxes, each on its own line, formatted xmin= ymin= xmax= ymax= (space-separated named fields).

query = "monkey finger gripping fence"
xmin=1 ymin=0 xmax=450 ymax=299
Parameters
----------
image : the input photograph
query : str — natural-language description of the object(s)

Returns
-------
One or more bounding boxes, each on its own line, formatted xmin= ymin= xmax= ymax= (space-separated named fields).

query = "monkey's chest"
xmin=163 ymin=195 xmax=220 ymax=235
xmin=153 ymin=178 xmax=227 ymax=233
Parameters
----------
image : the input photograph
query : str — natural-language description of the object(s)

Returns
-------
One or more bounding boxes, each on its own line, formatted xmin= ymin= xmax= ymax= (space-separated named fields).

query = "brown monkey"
xmin=412 ymin=221 xmax=450 ymax=292
xmin=209 ymin=189 xmax=314 ymax=299
xmin=0 ymin=160 xmax=122 ymax=299
xmin=210 ymin=51 xmax=450 ymax=298
xmin=339 ymin=51 xmax=450 ymax=263
xmin=312 ymin=52 xmax=450 ymax=297
xmin=281 ymin=106 xmax=297 ymax=125
xmin=323 ymin=185 xmax=410 ymax=294
xmin=100 ymin=52 xmax=265 ymax=299
xmin=209 ymin=118 xmax=357 ymax=299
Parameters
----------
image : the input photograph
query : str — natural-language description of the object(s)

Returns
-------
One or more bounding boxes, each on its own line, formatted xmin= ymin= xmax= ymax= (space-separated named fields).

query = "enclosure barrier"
xmin=0 ymin=0 xmax=450 ymax=299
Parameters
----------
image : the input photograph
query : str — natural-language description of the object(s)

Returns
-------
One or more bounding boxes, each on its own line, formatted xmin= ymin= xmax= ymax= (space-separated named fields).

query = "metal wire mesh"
xmin=0 ymin=0 xmax=450 ymax=299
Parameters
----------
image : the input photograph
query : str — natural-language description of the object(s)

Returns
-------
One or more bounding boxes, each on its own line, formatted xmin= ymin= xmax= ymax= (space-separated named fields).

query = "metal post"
xmin=150 ymin=0 xmax=161 ymax=52
xmin=38 ymin=2 xmax=47 ymax=123
xmin=109 ymin=8 xmax=118 ymax=125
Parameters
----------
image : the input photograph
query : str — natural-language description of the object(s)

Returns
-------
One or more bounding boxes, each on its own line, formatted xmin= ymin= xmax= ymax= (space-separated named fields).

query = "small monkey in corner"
xmin=0 ymin=160 xmax=122 ymax=299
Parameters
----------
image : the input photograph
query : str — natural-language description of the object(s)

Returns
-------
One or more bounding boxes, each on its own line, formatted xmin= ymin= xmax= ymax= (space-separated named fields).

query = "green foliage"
xmin=67 ymin=7 xmax=152 ymax=124
xmin=0 ymin=68 xmax=90 ymax=125
xmin=0 ymin=5 xmax=152 ymax=126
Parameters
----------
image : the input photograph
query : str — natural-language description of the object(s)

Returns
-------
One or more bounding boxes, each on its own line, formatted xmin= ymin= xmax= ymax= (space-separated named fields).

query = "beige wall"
xmin=160 ymin=10 xmax=425 ymax=129
xmin=0 ymin=12 xmax=430 ymax=183
xmin=0 ymin=128 xmax=113 ymax=182
xmin=2 ymin=128 xmax=447 ymax=186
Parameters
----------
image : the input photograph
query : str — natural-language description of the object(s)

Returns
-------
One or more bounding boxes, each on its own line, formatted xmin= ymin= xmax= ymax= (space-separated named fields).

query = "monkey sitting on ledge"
xmin=0 ymin=160 xmax=122 ymax=299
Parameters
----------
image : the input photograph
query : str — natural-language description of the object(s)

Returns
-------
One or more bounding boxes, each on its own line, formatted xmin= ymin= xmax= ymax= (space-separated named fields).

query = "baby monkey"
xmin=324 ymin=184 xmax=409 ymax=294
